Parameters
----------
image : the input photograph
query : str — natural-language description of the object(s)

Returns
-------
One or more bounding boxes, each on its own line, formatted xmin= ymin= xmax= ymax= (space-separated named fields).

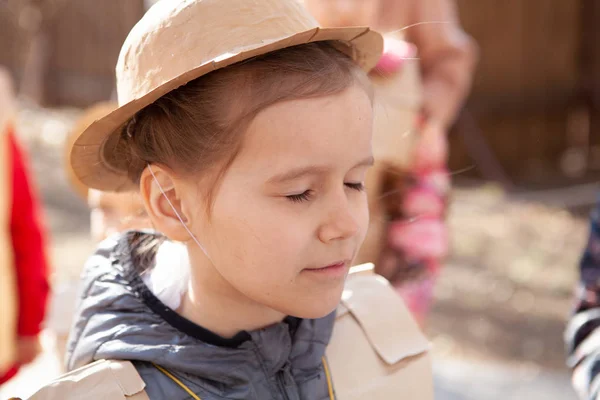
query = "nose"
xmin=317 ymin=195 xmax=360 ymax=243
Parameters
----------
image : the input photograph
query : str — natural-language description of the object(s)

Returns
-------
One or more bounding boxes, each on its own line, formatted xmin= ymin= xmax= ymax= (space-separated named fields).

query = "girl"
xmin=304 ymin=0 xmax=478 ymax=322
xmin=25 ymin=0 xmax=431 ymax=398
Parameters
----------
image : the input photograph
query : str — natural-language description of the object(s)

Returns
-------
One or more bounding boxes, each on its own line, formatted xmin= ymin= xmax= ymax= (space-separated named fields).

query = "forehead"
xmin=231 ymin=84 xmax=373 ymax=175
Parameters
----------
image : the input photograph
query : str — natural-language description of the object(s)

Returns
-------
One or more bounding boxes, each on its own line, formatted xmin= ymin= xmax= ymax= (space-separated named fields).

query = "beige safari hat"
xmin=70 ymin=0 xmax=383 ymax=192
xmin=65 ymin=102 xmax=117 ymax=199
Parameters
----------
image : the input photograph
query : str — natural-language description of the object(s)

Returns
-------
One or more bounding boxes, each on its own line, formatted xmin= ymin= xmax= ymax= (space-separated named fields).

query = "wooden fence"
xmin=450 ymin=0 xmax=599 ymax=185
xmin=0 ymin=0 xmax=144 ymax=106
xmin=1 ymin=0 xmax=598 ymax=185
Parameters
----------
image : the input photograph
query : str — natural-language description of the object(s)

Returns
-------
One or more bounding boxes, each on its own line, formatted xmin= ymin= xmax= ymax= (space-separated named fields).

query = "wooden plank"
xmin=466 ymin=87 xmax=580 ymax=117
xmin=520 ymin=0 xmax=580 ymax=95
xmin=0 ymin=6 xmax=30 ymax=78
xmin=581 ymin=0 xmax=600 ymax=158
xmin=456 ymin=0 xmax=579 ymax=99
xmin=455 ymin=0 xmax=525 ymax=97
xmin=45 ymin=0 xmax=144 ymax=105
xmin=449 ymin=0 xmax=581 ymax=184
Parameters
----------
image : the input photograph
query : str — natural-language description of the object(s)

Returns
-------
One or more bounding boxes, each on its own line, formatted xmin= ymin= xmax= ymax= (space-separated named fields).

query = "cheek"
xmin=210 ymin=201 xmax=310 ymax=269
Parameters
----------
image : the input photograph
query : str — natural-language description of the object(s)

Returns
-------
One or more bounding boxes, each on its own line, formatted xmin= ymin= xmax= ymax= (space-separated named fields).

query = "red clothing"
xmin=0 ymin=127 xmax=50 ymax=384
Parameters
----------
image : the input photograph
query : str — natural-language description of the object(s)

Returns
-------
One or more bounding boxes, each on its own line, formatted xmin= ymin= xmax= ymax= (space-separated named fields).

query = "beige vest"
xmin=0 ymin=69 xmax=17 ymax=376
xmin=24 ymin=265 xmax=432 ymax=400
xmin=327 ymin=264 xmax=433 ymax=399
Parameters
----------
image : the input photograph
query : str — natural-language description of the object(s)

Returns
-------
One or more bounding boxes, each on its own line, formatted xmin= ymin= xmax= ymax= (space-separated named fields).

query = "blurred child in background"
xmin=0 ymin=67 xmax=50 ymax=386
xmin=47 ymin=102 xmax=150 ymax=369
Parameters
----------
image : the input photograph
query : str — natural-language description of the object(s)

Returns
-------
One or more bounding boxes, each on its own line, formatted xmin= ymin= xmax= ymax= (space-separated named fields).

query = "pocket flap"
xmin=340 ymin=273 xmax=430 ymax=365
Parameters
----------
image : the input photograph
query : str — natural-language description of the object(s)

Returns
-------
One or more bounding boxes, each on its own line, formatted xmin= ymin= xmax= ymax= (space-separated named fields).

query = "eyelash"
xmin=286 ymin=183 xmax=365 ymax=203
xmin=287 ymin=191 xmax=313 ymax=203
xmin=345 ymin=182 xmax=365 ymax=192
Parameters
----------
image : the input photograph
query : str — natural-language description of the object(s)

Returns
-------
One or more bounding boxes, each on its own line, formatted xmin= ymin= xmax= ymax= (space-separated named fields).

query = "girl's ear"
xmin=139 ymin=165 xmax=191 ymax=242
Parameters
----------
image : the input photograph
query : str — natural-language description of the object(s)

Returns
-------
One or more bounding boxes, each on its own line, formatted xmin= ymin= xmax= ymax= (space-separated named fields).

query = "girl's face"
xmin=303 ymin=0 xmax=379 ymax=28
xmin=181 ymin=84 xmax=374 ymax=319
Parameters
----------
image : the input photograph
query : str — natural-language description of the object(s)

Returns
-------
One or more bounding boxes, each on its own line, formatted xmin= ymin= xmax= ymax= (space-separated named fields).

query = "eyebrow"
xmin=267 ymin=156 xmax=374 ymax=185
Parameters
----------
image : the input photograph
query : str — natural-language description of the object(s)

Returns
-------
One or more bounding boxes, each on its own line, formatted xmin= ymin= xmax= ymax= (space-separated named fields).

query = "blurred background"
xmin=0 ymin=0 xmax=599 ymax=399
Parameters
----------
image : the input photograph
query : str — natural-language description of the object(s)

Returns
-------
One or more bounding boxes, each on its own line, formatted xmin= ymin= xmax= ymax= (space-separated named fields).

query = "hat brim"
xmin=66 ymin=102 xmax=118 ymax=199
xmin=71 ymin=26 xmax=383 ymax=192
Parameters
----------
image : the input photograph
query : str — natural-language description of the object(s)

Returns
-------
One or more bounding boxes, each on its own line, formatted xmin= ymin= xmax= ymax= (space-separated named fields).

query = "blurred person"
xmin=64 ymin=103 xmax=150 ymax=243
xmin=87 ymin=189 xmax=149 ymax=242
xmin=0 ymin=67 xmax=50 ymax=385
xmin=24 ymin=1 xmax=433 ymax=399
xmin=47 ymin=103 xmax=151 ymax=370
xmin=304 ymin=0 xmax=476 ymax=128
xmin=566 ymin=197 xmax=600 ymax=400
xmin=303 ymin=0 xmax=477 ymax=323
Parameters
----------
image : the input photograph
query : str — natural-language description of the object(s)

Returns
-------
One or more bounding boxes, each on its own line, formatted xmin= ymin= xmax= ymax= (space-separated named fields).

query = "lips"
xmin=309 ymin=259 xmax=350 ymax=270
xmin=319 ymin=261 xmax=346 ymax=270
xmin=303 ymin=260 xmax=350 ymax=277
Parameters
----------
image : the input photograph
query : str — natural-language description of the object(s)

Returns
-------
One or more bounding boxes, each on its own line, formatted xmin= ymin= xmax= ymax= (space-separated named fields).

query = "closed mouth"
xmin=304 ymin=260 xmax=350 ymax=273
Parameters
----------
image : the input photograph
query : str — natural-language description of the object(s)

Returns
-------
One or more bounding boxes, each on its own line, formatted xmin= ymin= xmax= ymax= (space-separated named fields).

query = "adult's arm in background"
xmin=400 ymin=0 xmax=478 ymax=129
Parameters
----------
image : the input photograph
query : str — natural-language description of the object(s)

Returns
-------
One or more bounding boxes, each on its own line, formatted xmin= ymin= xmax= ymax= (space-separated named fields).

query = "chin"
xmin=277 ymin=290 xmax=344 ymax=320
xmin=293 ymin=304 xmax=339 ymax=319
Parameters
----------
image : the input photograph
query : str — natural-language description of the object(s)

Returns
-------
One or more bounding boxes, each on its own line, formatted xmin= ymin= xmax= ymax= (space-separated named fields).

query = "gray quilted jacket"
xmin=66 ymin=231 xmax=336 ymax=399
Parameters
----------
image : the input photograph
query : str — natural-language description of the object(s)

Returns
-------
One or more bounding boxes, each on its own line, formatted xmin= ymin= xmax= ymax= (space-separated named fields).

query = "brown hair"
xmin=111 ymin=41 xmax=371 ymax=204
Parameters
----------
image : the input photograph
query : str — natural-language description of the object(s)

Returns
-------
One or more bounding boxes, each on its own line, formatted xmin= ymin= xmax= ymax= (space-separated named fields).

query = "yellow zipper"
xmin=153 ymin=357 xmax=335 ymax=399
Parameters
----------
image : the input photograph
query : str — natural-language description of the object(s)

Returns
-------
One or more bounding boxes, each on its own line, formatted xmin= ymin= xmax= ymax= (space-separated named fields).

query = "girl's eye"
xmin=345 ymin=182 xmax=365 ymax=191
xmin=285 ymin=183 xmax=363 ymax=203
xmin=286 ymin=190 xmax=313 ymax=203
